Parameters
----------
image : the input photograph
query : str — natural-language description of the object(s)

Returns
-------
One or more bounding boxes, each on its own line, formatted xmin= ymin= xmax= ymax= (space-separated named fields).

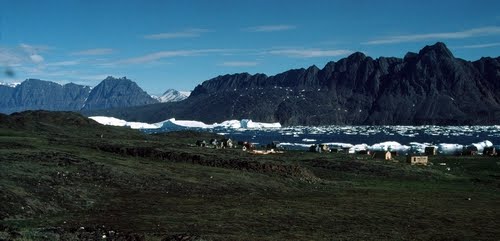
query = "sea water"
xmin=149 ymin=125 xmax=500 ymax=151
xmin=89 ymin=116 xmax=500 ymax=152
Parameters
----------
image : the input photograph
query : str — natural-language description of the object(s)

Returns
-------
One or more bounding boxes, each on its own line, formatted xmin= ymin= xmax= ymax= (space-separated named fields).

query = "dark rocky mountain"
xmin=82 ymin=76 xmax=157 ymax=110
xmin=86 ymin=42 xmax=500 ymax=125
xmin=0 ymin=76 xmax=158 ymax=114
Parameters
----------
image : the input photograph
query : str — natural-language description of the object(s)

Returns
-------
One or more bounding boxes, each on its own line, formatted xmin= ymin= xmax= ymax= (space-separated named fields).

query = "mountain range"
xmin=84 ymin=42 xmax=500 ymax=125
xmin=0 ymin=76 xmax=158 ymax=113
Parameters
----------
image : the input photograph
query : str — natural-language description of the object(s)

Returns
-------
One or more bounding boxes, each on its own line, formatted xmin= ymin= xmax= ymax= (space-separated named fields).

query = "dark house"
xmin=195 ymin=140 xmax=206 ymax=147
xmin=221 ymin=138 xmax=233 ymax=148
xmin=462 ymin=146 xmax=478 ymax=156
xmin=425 ymin=146 xmax=437 ymax=156
xmin=483 ymin=146 xmax=496 ymax=156
xmin=267 ymin=141 xmax=281 ymax=150
xmin=372 ymin=151 xmax=392 ymax=160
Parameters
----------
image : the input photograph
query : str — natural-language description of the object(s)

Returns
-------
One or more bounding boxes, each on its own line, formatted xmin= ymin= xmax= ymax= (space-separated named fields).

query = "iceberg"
xmin=369 ymin=141 xmax=410 ymax=153
xmin=238 ymin=119 xmax=281 ymax=129
xmin=437 ymin=143 xmax=464 ymax=155
xmin=89 ymin=116 xmax=281 ymax=130
xmin=349 ymin=144 xmax=369 ymax=154
xmin=408 ymin=142 xmax=433 ymax=154
xmin=323 ymin=142 xmax=354 ymax=149
xmin=89 ymin=116 xmax=161 ymax=129
xmin=161 ymin=118 xmax=212 ymax=129
xmin=469 ymin=140 xmax=493 ymax=153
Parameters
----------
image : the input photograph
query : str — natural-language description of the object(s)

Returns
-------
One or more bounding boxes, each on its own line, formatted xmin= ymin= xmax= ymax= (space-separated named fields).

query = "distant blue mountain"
xmin=0 ymin=76 xmax=158 ymax=114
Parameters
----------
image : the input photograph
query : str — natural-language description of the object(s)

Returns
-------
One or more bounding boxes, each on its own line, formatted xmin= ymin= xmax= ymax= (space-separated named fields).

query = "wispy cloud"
xmin=244 ymin=24 xmax=296 ymax=32
xmin=29 ymin=54 xmax=44 ymax=63
xmin=46 ymin=60 xmax=80 ymax=67
xmin=219 ymin=61 xmax=259 ymax=67
xmin=266 ymin=48 xmax=352 ymax=58
xmin=19 ymin=43 xmax=50 ymax=64
xmin=19 ymin=43 xmax=51 ymax=54
xmin=365 ymin=26 xmax=500 ymax=45
xmin=71 ymin=48 xmax=114 ymax=56
xmin=38 ymin=70 xmax=78 ymax=77
xmin=144 ymin=28 xmax=211 ymax=40
xmin=458 ymin=42 xmax=500 ymax=49
xmin=118 ymin=49 xmax=227 ymax=64
xmin=0 ymin=47 xmax=23 ymax=65
xmin=78 ymin=74 xmax=114 ymax=81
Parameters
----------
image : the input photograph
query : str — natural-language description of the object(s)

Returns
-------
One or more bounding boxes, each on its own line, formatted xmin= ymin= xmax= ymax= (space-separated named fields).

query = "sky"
xmin=1 ymin=0 xmax=500 ymax=95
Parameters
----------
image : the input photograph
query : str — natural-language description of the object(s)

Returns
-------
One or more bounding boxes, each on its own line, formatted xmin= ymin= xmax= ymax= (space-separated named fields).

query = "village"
xmin=194 ymin=137 xmax=500 ymax=166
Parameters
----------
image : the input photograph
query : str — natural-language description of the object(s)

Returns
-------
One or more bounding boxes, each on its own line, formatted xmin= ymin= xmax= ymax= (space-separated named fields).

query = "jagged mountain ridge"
xmin=0 ymin=76 xmax=158 ymax=114
xmin=0 ymin=79 xmax=91 ymax=114
xmin=85 ymin=42 xmax=500 ymax=125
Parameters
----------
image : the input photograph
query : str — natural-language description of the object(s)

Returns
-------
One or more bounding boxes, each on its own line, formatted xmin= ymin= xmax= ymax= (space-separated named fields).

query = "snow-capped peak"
xmin=154 ymin=89 xmax=190 ymax=103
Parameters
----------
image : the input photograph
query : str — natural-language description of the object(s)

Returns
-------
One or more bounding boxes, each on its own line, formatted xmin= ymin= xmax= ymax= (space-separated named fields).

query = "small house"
xmin=195 ymin=140 xmax=206 ymax=147
xmin=221 ymin=138 xmax=233 ymax=148
xmin=406 ymin=155 xmax=428 ymax=165
xmin=356 ymin=150 xmax=369 ymax=155
xmin=462 ymin=145 xmax=478 ymax=156
xmin=330 ymin=147 xmax=342 ymax=153
xmin=483 ymin=146 xmax=496 ymax=156
xmin=494 ymin=145 xmax=500 ymax=157
xmin=209 ymin=139 xmax=218 ymax=146
xmin=425 ymin=146 xmax=437 ymax=156
xmin=308 ymin=144 xmax=330 ymax=153
xmin=372 ymin=151 xmax=392 ymax=160
xmin=267 ymin=141 xmax=281 ymax=150
xmin=319 ymin=144 xmax=331 ymax=153
xmin=309 ymin=144 xmax=318 ymax=153
xmin=242 ymin=142 xmax=255 ymax=151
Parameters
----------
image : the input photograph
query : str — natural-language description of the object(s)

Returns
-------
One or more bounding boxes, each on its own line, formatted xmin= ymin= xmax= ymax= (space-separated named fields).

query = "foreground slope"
xmin=0 ymin=111 xmax=499 ymax=240
xmin=85 ymin=42 xmax=500 ymax=125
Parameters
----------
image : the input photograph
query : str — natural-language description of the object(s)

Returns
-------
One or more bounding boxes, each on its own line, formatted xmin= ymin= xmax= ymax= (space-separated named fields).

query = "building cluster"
xmin=195 ymin=138 xmax=283 ymax=153
xmin=307 ymin=144 xmax=499 ymax=166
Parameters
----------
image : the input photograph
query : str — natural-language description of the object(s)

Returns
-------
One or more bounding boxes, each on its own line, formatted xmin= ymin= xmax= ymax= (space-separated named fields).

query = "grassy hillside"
xmin=0 ymin=111 xmax=499 ymax=240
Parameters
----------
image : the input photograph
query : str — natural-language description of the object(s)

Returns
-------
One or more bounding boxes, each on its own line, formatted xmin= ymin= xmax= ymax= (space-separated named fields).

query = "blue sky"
xmin=1 ymin=0 xmax=500 ymax=94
